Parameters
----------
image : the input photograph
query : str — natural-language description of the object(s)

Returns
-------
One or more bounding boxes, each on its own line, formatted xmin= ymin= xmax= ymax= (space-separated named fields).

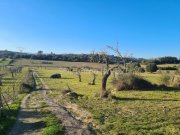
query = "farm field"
xmin=14 ymin=59 xmax=107 ymax=69
xmin=36 ymin=68 xmax=180 ymax=135
xmin=157 ymin=64 xmax=179 ymax=67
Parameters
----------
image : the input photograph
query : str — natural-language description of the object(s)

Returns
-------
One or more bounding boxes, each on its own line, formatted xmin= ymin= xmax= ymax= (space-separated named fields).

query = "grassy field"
xmin=0 ymin=58 xmax=11 ymax=66
xmin=36 ymin=68 xmax=180 ymax=135
xmin=157 ymin=64 xmax=179 ymax=67
xmin=14 ymin=59 xmax=106 ymax=69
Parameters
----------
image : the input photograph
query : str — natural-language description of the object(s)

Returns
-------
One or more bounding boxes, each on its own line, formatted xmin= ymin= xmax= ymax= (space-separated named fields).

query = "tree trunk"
xmin=78 ymin=74 xmax=81 ymax=82
xmin=11 ymin=72 xmax=14 ymax=78
xmin=101 ymin=70 xmax=111 ymax=98
xmin=113 ymin=71 xmax=116 ymax=78
xmin=92 ymin=75 xmax=96 ymax=85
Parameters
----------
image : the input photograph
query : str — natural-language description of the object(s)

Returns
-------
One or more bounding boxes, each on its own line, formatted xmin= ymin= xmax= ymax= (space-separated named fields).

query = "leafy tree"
xmin=37 ymin=50 xmax=43 ymax=55
xmin=146 ymin=63 xmax=158 ymax=73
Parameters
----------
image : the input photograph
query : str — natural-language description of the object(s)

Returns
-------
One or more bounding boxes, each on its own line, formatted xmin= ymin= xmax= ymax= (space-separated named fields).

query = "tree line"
xmin=0 ymin=50 xmax=179 ymax=64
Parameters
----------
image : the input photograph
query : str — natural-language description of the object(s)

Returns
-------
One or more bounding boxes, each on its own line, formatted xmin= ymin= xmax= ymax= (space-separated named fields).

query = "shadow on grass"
xmin=3 ymin=78 xmax=15 ymax=80
xmin=153 ymin=85 xmax=180 ymax=92
xmin=112 ymin=96 xmax=180 ymax=102
xmin=2 ymin=82 xmax=14 ymax=84
xmin=126 ymin=85 xmax=180 ymax=92
xmin=61 ymin=77 xmax=74 ymax=80
xmin=37 ymin=76 xmax=74 ymax=79
xmin=0 ymin=107 xmax=19 ymax=135
xmin=8 ymin=109 xmax=45 ymax=135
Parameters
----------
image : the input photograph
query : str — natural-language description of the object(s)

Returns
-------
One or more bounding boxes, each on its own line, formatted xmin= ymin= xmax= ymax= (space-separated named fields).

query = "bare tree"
xmin=112 ymin=70 xmax=116 ymax=79
xmin=107 ymin=45 xmax=127 ymax=73
xmin=6 ymin=66 xmax=22 ymax=78
xmin=98 ymin=52 xmax=117 ymax=98
xmin=101 ymin=66 xmax=118 ymax=98
xmin=76 ymin=68 xmax=82 ymax=82
xmin=89 ymin=71 xmax=97 ymax=85
xmin=99 ymin=45 xmax=126 ymax=98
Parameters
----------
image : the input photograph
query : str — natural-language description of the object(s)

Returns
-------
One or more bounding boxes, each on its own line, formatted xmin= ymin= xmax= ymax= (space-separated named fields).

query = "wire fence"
xmin=0 ymin=68 xmax=26 ymax=113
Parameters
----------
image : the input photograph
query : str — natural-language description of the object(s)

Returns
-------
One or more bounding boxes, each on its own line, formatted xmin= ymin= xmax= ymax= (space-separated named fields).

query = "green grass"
xmin=0 ymin=58 xmax=11 ymax=66
xmin=37 ymin=68 xmax=180 ymax=135
xmin=14 ymin=59 xmax=106 ymax=69
xmin=0 ymin=94 xmax=25 ymax=135
xmin=157 ymin=64 xmax=179 ymax=67
xmin=40 ymin=106 xmax=64 ymax=135
xmin=32 ymin=77 xmax=64 ymax=135
xmin=138 ymin=72 xmax=162 ymax=84
xmin=0 ymin=68 xmax=29 ymax=135
xmin=1 ymin=68 xmax=28 ymax=95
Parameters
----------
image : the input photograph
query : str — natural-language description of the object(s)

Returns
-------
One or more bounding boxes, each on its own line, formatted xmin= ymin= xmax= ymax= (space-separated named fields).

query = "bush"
xmin=172 ymin=76 xmax=180 ymax=87
xmin=19 ymin=83 xmax=33 ymax=93
xmin=42 ymin=61 xmax=53 ymax=64
xmin=146 ymin=63 xmax=158 ymax=73
xmin=112 ymin=73 xmax=153 ymax=90
xmin=1 ymin=58 xmax=6 ymax=61
xmin=127 ymin=62 xmax=141 ymax=73
xmin=160 ymin=73 xmax=171 ymax=86
xmin=50 ymin=74 xmax=61 ymax=78
xmin=138 ymin=67 xmax=145 ymax=73
xmin=175 ymin=66 xmax=180 ymax=75
xmin=160 ymin=73 xmax=180 ymax=87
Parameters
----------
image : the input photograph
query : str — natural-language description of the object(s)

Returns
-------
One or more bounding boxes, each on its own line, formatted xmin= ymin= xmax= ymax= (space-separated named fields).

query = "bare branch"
xmin=107 ymin=45 xmax=127 ymax=72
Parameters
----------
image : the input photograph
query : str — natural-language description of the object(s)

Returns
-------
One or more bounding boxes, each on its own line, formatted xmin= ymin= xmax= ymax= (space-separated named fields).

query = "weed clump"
xmin=160 ymin=73 xmax=171 ymax=86
xmin=112 ymin=73 xmax=153 ymax=90
xmin=19 ymin=70 xmax=34 ymax=93
xmin=172 ymin=76 xmax=180 ymax=87
xmin=19 ymin=83 xmax=33 ymax=93
xmin=160 ymin=72 xmax=180 ymax=87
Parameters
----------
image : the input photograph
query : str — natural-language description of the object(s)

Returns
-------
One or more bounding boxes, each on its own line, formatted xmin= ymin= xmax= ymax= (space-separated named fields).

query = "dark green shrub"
xmin=42 ymin=61 xmax=53 ymax=64
xmin=112 ymin=73 xmax=153 ymax=90
xmin=146 ymin=63 xmax=158 ymax=73
xmin=127 ymin=62 xmax=141 ymax=73
xmin=50 ymin=74 xmax=61 ymax=78
xmin=1 ymin=58 xmax=6 ymax=61
xmin=138 ymin=67 xmax=145 ymax=73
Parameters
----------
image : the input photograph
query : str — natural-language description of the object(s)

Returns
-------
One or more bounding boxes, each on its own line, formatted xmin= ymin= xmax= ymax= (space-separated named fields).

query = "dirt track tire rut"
xmin=8 ymin=93 xmax=44 ymax=135
xmin=37 ymin=73 xmax=96 ymax=135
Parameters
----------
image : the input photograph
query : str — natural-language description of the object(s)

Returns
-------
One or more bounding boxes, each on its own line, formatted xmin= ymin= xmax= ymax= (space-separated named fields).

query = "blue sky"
xmin=0 ymin=0 xmax=179 ymax=58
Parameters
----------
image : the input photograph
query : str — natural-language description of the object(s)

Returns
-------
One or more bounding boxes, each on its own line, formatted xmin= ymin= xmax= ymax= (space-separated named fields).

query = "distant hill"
xmin=0 ymin=50 xmax=27 ymax=58
xmin=0 ymin=50 xmax=179 ymax=64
